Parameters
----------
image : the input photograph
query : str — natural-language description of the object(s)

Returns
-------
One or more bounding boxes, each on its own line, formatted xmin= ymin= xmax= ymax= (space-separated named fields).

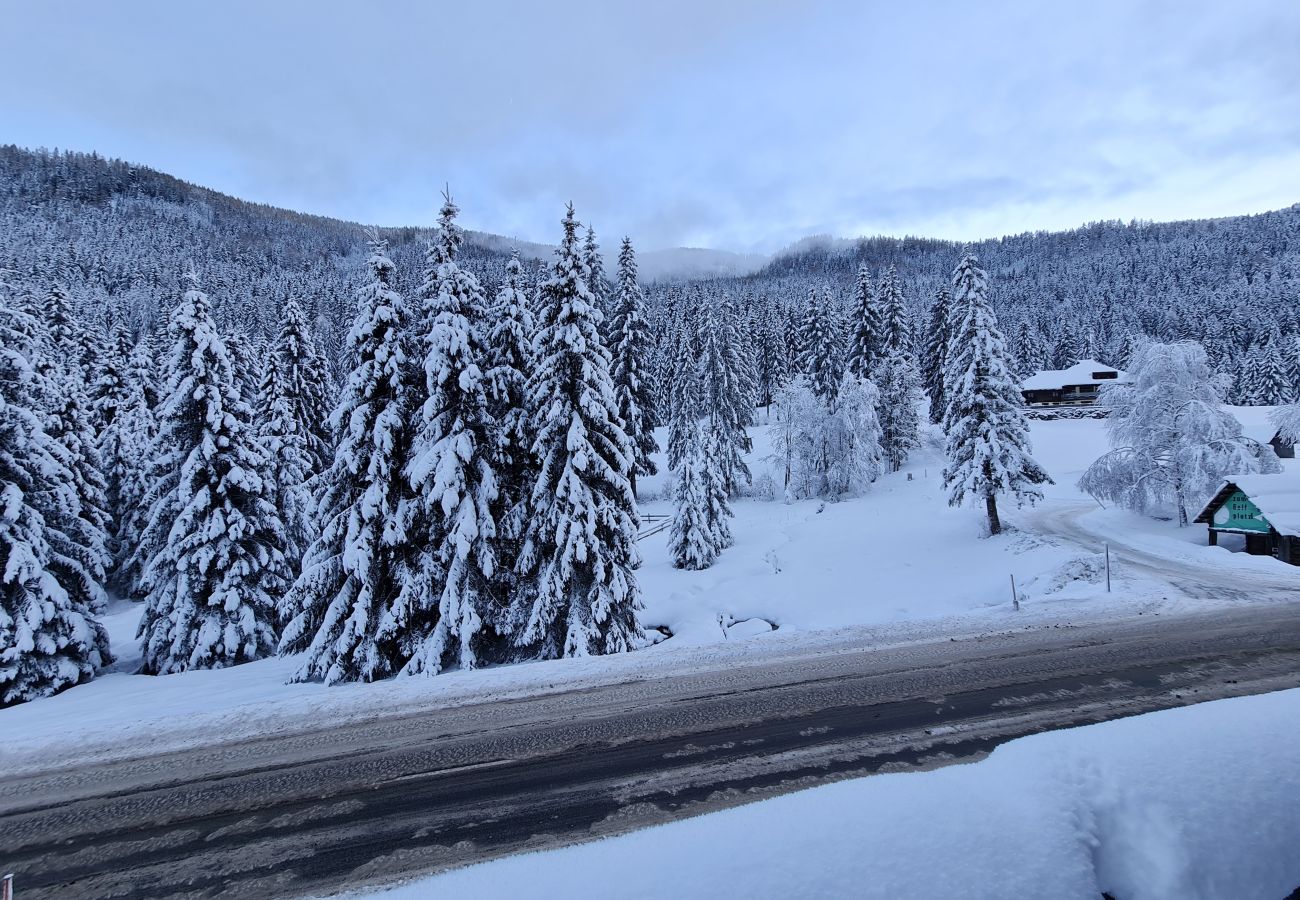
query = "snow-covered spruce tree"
xmin=799 ymin=288 xmax=843 ymax=406
xmin=90 ymin=321 xmax=132 ymax=438
xmin=846 ymin=265 xmax=882 ymax=380
xmin=516 ymin=204 xmax=642 ymax=660
xmin=699 ymin=295 xmax=755 ymax=496
xmin=41 ymin=365 xmax=111 ymax=616
xmin=1051 ymin=324 xmax=1081 ymax=370
xmin=280 ymin=237 xmax=415 ymax=683
xmin=943 ymin=254 xmax=1050 ymax=535
xmin=255 ymin=297 xmax=334 ymax=575
xmin=610 ymin=237 xmax=659 ymax=500
xmin=874 ymin=269 xmax=922 ymax=472
xmin=667 ymin=365 xmax=724 ymax=570
xmin=1012 ymin=320 xmax=1049 ymax=380
xmin=268 ymin=298 xmax=334 ymax=477
xmin=0 ymin=293 xmax=110 ymax=706
xmin=874 ymin=347 xmax=923 ymax=473
xmin=753 ymin=294 xmax=790 ymax=412
xmin=922 ymin=287 xmax=954 ymax=424
xmin=1079 ymin=341 xmax=1277 ymax=527
xmin=134 ymin=273 xmax=286 ymax=675
xmin=103 ymin=358 xmax=156 ymax=590
xmin=1246 ymin=332 xmax=1294 ymax=405
xmin=29 ymin=285 xmax=110 ymax=616
xmin=484 ymin=250 xmax=536 ymax=582
xmin=394 ymin=194 xmax=502 ymax=675
xmin=584 ymin=225 xmax=610 ymax=324
xmin=877 ymin=265 xmax=912 ymax=355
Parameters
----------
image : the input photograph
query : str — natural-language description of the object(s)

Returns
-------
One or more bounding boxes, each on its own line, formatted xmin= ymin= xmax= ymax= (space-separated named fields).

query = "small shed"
xmin=1193 ymin=473 xmax=1300 ymax=565
xmin=1020 ymin=360 xmax=1127 ymax=407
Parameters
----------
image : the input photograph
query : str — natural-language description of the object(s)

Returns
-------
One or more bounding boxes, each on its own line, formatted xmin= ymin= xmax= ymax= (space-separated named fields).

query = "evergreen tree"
xmin=396 ymin=194 xmax=502 ymax=675
xmin=281 ymin=237 xmax=415 ymax=683
xmin=33 ymin=285 xmax=110 ymax=617
xmin=0 ymin=290 xmax=110 ymax=706
xmin=584 ymin=225 xmax=610 ymax=323
xmin=89 ymin=321 xmax=132 ymax=437
xmin=516 ymin=205 xmax=642 ymax=659
xmin=752 ymin=294 xmax=790 ymax=411
xmin=943 ymin=255 xmax=1050 ymax=535
xmin=134 ymin=273 xmax=286 ymax=674
xmin=1012 ymin=321 xmax=1049 ymax=379
xmin=875 ymin=267 xmax=923 ymax=471
xmin=610 ymin=237 xmax=659 ymax=500
xmin=484 ymin=250 xmax=536 ymax=586
xmin=846 ymin=265 xmax=883 ymax=379
xmin=874 ymin=348 xmax=923 ymax=472
xmin=667 ymin=366 xmax=721 ymax=570
xmin=922 ymin=287 xmax=954 ymax=423
xmin=103 ymin=352 xmax=156 ymax=590
xmin=877 ymin=265 xmax=912 ymax=355
xmin=699 ymin=294 xmax=755 ymax=495
xmin=1051 ymin=324 xmax=1081 ymax=370
xmin=799 ymin=288 xmax=842 ymax=406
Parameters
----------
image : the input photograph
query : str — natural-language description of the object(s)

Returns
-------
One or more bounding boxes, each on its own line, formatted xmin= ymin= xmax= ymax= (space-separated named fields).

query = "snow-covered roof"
xmin=1020 ymin=360 xmax=1127 ymax=391
xmin=1195 ymin=472 xmax=1300 ymax=536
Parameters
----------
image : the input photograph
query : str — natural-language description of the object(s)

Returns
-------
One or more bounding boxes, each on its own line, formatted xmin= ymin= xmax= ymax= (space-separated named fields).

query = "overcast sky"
xmin=3 ymin=0 xmax=1299 ymax=252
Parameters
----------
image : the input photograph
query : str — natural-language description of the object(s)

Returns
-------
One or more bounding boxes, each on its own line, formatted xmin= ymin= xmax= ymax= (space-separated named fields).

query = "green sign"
xmin=1210 ymin=489 xmax=1271 ymax=533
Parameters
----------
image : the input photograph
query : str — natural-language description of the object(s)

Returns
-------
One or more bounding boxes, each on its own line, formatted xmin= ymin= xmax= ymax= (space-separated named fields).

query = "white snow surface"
xmin=355 ymin=688 xmax=1300 ymax=900
xmin=3 ymin=411 xmax=1297 ymax=774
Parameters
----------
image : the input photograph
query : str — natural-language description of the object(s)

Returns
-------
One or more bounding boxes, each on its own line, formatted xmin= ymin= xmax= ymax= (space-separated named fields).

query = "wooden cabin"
xmin=1194 ymin=474 xmax=1300 ymax=565
xmin=1020 ymin=360 xmax=1126 ymax=407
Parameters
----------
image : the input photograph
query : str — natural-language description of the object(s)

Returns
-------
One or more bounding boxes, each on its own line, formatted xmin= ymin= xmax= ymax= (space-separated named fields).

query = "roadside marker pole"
xmin=1010 ymin=574 xmax=1020 ymax=612
xmin=1105 ymin=543 xmax=1111 ymax=593
xmin=3 ymin=872 xmax=13 ymax=900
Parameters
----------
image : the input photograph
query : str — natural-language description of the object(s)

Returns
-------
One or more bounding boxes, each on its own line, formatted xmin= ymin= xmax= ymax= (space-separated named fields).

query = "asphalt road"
xmin=4 ymin=602 xmax=1300 ymax=899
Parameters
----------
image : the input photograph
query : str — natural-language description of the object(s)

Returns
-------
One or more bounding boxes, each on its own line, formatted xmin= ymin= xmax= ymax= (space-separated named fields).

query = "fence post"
xmin=1105 ymin=543 xmax=1111 ymax=593
xmin=3 ymin=872 xmax=13 ymax=900
xmin=1010 ymin=574 xmax=1019 ymax=611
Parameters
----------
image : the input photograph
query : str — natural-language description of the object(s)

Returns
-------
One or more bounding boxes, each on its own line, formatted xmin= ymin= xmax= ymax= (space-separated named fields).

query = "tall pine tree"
xmin=942 ymin=255 xmax=1050 ymax=534
xmin=1 ymin=286 xmax=111 ymax=705
xmin=281 ymin=238 xmax=416 ymax=683
xmin=516 ymin=205 xmax=642 ymax=659
xmin=396 ymin=194 xmax=502 ymax=675
xmin=610 ymin=237 xmax=659 ymax=500
xmin=134 ymin=273 xmax=286 ymax=674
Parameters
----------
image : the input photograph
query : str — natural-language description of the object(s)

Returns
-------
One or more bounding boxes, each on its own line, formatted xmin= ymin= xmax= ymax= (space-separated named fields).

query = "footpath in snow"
xmin=355 ymin=688 xmax=1300 ymax=900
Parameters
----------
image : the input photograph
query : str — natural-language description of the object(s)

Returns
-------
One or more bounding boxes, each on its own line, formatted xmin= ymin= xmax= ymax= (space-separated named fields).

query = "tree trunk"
xmin=985 ymin=493 xmax=1002 ymax=535
xmin=630 ymin=471 xmax=639 ymax=503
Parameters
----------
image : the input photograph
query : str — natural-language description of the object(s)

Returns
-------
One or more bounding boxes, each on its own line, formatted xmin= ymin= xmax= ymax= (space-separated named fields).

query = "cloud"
xmin=1 ymin=0 xmax=1297 ymax=251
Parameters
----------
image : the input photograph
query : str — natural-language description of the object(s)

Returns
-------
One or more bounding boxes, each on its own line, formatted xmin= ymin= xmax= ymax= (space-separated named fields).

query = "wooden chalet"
xmin=1194 ymin=473 xmax=1300 ymax=565
xmin=1020 ymin=360 xmax=1126 ymax=407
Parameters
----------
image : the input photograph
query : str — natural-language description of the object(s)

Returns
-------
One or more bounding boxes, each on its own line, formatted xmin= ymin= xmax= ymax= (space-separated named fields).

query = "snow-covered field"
xmin=2 ymin=410 xmax=1295 ymax=774
xmin=353 ymin=687 xmax=1300 ymax=900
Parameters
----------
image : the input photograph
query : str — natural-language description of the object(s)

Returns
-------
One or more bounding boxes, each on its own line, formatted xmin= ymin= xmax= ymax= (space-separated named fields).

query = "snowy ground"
xmin=351 ymin=687 xmax=1300 ymax=900
xmin=3 ymin=408 xmax=1295 ymax=775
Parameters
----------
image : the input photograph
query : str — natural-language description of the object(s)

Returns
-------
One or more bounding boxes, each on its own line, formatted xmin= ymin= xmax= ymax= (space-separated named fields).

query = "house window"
xmin=1092 ymin=371 xmax=1117 ymax=380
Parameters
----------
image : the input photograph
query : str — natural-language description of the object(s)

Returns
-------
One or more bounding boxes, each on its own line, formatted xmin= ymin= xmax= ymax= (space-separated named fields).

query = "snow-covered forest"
xmin=4 ymin=144 xmax=1300 ymax=707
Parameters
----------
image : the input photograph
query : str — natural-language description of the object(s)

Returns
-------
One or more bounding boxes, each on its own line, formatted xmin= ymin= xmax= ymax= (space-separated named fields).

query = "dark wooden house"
xmin=1020 ymin=360 xmax=1126 ymax=407
xmin=1194 ymin=474 xmax=1300 ymax=565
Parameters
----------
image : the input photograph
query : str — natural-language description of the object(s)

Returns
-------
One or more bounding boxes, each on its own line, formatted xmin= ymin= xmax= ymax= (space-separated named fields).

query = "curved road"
xmin=4 ymin=598 xmax=1300 ymax=898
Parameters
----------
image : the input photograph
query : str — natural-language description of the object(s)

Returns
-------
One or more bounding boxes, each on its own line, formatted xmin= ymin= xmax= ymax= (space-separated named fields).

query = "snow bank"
xmin=358 ymin=688 xmax=1300 ymax=900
